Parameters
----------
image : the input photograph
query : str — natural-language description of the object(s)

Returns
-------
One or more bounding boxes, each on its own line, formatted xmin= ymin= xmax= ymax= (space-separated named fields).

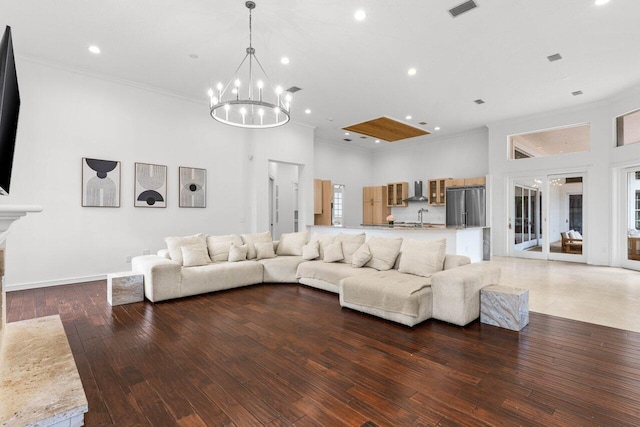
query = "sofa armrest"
xmin=132 ymin=255 xmax=182 ymax=302
xmin=443 ymin=254 xmax=471 ymax=270
xmin=431 ymin=263 xmax=501 ymax=326
xmin=157 ymin=249 xmax=171 ymax=259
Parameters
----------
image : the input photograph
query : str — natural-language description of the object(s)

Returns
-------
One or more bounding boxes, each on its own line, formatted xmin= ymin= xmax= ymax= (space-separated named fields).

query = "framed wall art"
xmin=179 ymin=167 xmax=206 ymax=208
xmin=134 ymin=162 xmax=167 ymax=207
xmin=82 ymin=157 xmax=121 ymax=207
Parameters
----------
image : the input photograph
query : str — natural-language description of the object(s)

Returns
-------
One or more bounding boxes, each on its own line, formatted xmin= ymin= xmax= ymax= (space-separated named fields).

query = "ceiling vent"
xmin=547 ymin=53 xmax=563 ymax=62
xmin=474 ymin=99 xmax=485 ymax=104
xmin=286 ymin=86 xmax=302 ymax=93
xmin=360 ymin=136 xmax=367 ymax=139
xmin=343 ymin=138 xmax=352 ymax=142
xmin=572 ymin=90 xmax=583 ymax=96
xmin=418 ymin=121 xmax=428 ymax=126
xmin=449 ymin=0 xmax=478 ymax=18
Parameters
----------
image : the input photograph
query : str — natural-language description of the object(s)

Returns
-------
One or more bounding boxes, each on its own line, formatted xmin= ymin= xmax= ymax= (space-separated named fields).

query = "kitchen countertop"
xmin=311 ymin=224 xmax=487 ymax=231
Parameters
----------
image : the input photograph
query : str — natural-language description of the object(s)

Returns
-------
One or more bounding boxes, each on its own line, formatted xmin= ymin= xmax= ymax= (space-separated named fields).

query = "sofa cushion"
xmin=276 ymin=231 xmax=309 ymax=256
xmin=296 ymin=260 xmax=377 ymax=285
xmin=241 ymin=231 xmax=273 ymax=260
xmin=302 ymin=241 xmax=320 ymax=260
xmin=229 ymin=243 xmax=248 ymax=262
xmin=323 ymin=241 xmax=344 ymax=263
xmin=341 ymin=270 xmax=432 ymax=317
xmin=259 ymin=256 xmax=306 ymax=283
xmin=351 ymin=243 xmax=372 ymax=268
xmin=399 ymin=238 xmax=446 ymax=278
xmin=181 ymin=245 xmax=211 ymax=267
xmin=310 ymin=232 xmax=336 ymax=259
xmin=207 ymin=234 xmax=243 ymax=262
xmin=165 ymin=234 xmax=209 ymax=265
xmin=181 ymin=260 xmax=263 ymax=297
xmin=335 ymin=233 xmax=366 ymax=264
xmin=255 ymin=242 xmax=276 ymax=260
xmin=365 ymin=236 xmax=403 ymax=271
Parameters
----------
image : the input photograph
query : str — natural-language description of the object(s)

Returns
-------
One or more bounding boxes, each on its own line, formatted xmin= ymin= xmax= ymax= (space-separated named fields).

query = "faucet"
xmin=418 ymin=208 xmax=429 ymax=227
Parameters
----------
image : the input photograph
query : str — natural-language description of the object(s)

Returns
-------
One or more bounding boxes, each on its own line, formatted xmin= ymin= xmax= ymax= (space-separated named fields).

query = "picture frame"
xmin=134 ymin=162 xmax=167 ymax=208
xmin=179 ymin=167 xmax=206 ymax=208
xmin=82 ymin=157 xmax=121 ymax=207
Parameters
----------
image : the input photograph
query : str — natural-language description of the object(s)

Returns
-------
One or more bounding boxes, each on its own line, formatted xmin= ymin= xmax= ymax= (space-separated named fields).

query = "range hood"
xmin=404 ymin=180 xmax=428 ymax=202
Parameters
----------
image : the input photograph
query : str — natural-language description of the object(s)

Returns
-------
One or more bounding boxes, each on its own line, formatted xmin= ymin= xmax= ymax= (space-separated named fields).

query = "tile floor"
xmin=491 ymin=256 xmax=640 ymax=332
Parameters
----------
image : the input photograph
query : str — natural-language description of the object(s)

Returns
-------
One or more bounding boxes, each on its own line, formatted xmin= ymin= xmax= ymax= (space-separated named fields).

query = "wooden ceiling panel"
xmin=343 ymin=116 xmax=430 ymax=142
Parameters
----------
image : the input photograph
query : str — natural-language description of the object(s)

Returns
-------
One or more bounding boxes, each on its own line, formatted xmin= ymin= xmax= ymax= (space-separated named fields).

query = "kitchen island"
xmin=308 ymin=224 xmax=488 ymax=262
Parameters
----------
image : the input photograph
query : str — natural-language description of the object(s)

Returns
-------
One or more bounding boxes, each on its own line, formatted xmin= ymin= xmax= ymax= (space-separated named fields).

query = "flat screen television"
xmin=0 ymin=26 xmax=20 ymax=196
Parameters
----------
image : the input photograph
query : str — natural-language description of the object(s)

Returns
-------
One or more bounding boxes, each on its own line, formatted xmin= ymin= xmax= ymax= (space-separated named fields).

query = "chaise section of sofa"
xmin=131 ymin=255 xmax=182 ymax=302
xmin=296 ymin=261 xmax=378 ymax=293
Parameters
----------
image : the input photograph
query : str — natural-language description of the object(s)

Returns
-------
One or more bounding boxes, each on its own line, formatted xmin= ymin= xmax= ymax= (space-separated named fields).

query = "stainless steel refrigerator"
xmin=446 ymin=186 xmax=486 ymax=227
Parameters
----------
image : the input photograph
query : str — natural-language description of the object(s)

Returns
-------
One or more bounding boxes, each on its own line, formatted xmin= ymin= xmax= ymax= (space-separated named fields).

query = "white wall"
xmin=0 ymin=58 xmax=314 ymax=289
xmin=313 ymin=138 xmax=373 ymax=227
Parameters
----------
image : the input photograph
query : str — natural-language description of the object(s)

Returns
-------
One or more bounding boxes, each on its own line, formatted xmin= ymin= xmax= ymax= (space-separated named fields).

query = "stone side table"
xmin=480 ymin=285 xmax=529 ymax=331
xmin=107 ymin=272 xmax=144 ymax=306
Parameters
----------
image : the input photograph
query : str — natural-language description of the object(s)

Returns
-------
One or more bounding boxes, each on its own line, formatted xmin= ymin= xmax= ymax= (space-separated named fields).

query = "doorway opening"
xmin=268 ymin=161 xmax=299 ymax=240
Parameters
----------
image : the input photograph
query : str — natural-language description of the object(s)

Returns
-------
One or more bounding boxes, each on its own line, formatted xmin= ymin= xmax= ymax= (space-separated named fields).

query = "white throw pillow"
xmin=228 ymin=243 xmax=248 ymax=262
xmin=351 ymin=243 xmax=372 ymax=268
xmin=181 ymin=245 xmax=211 ymax=267
xmin=365 ymin=236 xmax=403 ymax=271
xmin=569 ymin=230 xmax=582 ymax=240
xmin=165 ymin=234 xmax=209 ymax=265
xmin=310 ymin=232 xmax=336 ymax=259
xmin=335 ymin=233 xmax=366 ymax=264
xmin=206 ymin=234 xmax=243 ymax=262
xmin=276 ymin=231 xmax=309 ymax=256
xmin=241 ymin=231 xmax=273 ymax=260
xmin=302 ymin=241 xmax=320 ymax=260
xmin=255 ymin=242 xmax=277 ymax=260
xmin=398 ymin=238 xmax=447 ymax=278
xmin=323 ymin=241 xmax=344 ymax=263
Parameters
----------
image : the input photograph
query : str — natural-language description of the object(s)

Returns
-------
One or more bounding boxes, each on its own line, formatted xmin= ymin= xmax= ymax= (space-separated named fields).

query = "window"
xmin=617 ymin=109 xmax=640 ymax=147
xmin=332 ymin=184 xmax=344 ymax=226
xmin=636 ymin=191 xmax=640 ymax=229
xmin=509 ymin=124 xmax=590 ymax=160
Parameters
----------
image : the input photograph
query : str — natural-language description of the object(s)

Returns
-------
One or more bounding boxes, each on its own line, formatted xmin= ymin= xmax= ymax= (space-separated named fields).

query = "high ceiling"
xmin=2 ymin=0 xmax=640 ymax=149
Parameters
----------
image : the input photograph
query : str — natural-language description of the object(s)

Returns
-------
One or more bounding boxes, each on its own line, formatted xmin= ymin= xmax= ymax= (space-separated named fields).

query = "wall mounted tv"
xmin=0 ymin=26 xmax=20 ymax=196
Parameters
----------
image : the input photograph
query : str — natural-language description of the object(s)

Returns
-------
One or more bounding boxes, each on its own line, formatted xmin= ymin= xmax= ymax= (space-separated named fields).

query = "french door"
xmin=621 ymin=166 xmax=640 ymax=271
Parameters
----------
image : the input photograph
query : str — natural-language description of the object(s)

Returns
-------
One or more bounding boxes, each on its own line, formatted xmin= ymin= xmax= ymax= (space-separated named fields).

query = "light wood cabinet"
xmin=314 ymin=179 xmax=333 ymax=226
xmin=444 ymin=176 xmax=486 ymax=189
xmin=444 ymin=178 xmax=465 ymax=188
xmin=362 ymin=186 xmax=390 ymax=225
xmin=386 ymin=182 xmax=408 ymax=207
xmin=464 ymin=176 xmax=486 ymax=186
xmin=428 ymin=178 xmax=449 ymax=206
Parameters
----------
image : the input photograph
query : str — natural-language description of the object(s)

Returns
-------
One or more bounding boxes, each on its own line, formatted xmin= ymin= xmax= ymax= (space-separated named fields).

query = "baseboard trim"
xmin=5 ymin=275 xmax=107 ymax=292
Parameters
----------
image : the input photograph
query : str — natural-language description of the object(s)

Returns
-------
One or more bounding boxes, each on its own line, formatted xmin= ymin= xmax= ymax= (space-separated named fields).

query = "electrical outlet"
xmin=126 ymin=256 xmax=132 ymax=263
xmin=142 ymin=249 xmax=150 ymax=255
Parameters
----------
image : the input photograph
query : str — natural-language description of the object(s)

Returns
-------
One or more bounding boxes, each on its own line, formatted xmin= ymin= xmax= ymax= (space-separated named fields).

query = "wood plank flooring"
xmin=6 ymin=281 xmax=640 ymax=426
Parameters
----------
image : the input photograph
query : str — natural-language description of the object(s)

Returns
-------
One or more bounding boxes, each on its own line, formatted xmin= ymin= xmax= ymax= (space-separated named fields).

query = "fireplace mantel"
xmin=0 ymin=204 xmax=43 ymax=244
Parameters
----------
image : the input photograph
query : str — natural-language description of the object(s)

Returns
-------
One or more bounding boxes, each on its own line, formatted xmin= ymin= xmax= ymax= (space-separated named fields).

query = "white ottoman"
xmin=107 ymin=272 xmax=144 ymax=306
xmin=480 ymin=285 xmax=529 ymax=331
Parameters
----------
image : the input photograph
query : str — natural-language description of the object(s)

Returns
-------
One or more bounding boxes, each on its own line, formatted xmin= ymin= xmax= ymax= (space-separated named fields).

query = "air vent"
xmin=286 ymin=86 xmax=302 ymax=93
xmin=449 ymin=0 xmax=478 ymax=17
xmin=343 ymin=138 xmax=352 ymax=142
xmin=474 ymin=99 xmax=485 ymax=104
xmin=572 ymin=90 xmax=583 ymax=96
xmin=547 ymin=53 xmax=562 ymax=62
xmin=418 ymin=121 xmax=428 ymax=125
xmin=360 ymin=136 xmax=367 ymax=139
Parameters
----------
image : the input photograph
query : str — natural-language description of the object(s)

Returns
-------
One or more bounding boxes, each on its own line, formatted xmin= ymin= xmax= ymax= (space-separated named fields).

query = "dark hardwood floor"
xmin=6 ymin=281 xmax=640 ymax=426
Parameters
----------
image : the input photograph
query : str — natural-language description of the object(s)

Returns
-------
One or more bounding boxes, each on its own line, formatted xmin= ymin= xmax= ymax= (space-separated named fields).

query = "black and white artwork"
xmin=135 ymin=163 xmax=167 ymax=208
xmin=82 ymin=157 xmax=121 ymax=207
xmin=179 ymin=167 xmax=206 ymax=208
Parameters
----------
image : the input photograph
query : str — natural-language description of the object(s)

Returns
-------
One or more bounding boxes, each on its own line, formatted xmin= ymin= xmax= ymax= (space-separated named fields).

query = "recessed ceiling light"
xmin=88 ymin=45 xmax=101 ymax=54
xmin=375 ymin=140 xmax=380 ymax=143
xmin=304 ymin=109 xmax=311 ymax=114
xmin=405 ymin=115 xmax=412 ymax=120
xmin=280 ymin=57 xmax=290 ymax=65
xmin=345 ymin=132 xmax=350 ymax=135
xmin=354 ymin=9 xmax=366 ymax=21
xmin=408 ymin=68 xmax=417 ymax=76
xmin=434 ymin=126 xmax=441 ymax=131
xmin=562 ymin=76 xmax=569 ymax=80
xmin=595 ymin=0 xmax=610 ymax=5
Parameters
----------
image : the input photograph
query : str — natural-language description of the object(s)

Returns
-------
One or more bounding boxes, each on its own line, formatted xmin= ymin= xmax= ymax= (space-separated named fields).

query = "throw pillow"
xmin=181 ymin=245 xmax=211 ymax=267
xmin=310 ymin=232 xmax=336 ymax=259
xmin=255 ymin=241 xmax=277 ymax=260
xmin=206 ymin=234 xmax=243 ymax=262
xmin=302 ymin=241 xmax=320 ymax=260
xmin=351 ymin=243 xmax=372 ymax=268
xmin=165 ymin=234 xmax=209 ymax=265
xmin=276 ymin=231 xmax=309 ymax=256
xmin=365 ymin=236 xmax=403 ymax=271
xmin=228 ymin=243 xmax=248 ymax=262
xmin=323 ymin=241 xmax=344 ymax=263
xmin=398 ymin=238 xmax=447 ymax=278
xmin=240 ymin=231 xmax=273 ymax=259
xmin=569 ymin=230 xmax=582 ymax=240
xmin=335 ymin=233 xmax=366 ymax=264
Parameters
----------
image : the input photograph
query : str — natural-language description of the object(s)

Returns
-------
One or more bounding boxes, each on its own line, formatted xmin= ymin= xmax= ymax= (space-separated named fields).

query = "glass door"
xmin=548 ymin=173 xmax=586 ymax=263
xmin=511 ymin=177 xmax=544 ymax=258
xmin=622 ymin=168 xmax=640 ymax=270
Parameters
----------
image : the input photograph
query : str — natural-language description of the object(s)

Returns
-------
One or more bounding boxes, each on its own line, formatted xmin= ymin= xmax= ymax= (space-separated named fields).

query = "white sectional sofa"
xmin=132 ymin=230 xmax=500 ymax=327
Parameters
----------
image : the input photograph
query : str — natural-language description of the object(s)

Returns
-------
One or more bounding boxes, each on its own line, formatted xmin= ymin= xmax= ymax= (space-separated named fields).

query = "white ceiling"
xmin=2 ymin=0 xmax=640 ymax=150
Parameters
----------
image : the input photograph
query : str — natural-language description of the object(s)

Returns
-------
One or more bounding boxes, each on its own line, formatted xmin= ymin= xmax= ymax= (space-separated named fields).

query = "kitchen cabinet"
xmin=445 ymin=176 xmax=486 ymax=188
xmin=386 ymin=182 xmax=408 ymax=207
xmin=362 ymin=186 xmax=390 ymax=225
xmin=428 ymin=178 xmax=449 ymax=206
xmin=314 ymin=179 xmax=333 ymax=225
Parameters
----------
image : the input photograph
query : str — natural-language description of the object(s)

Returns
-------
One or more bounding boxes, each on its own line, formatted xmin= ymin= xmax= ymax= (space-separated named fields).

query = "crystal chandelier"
xmin=208 ymin=1 xmax=291 ymax=129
